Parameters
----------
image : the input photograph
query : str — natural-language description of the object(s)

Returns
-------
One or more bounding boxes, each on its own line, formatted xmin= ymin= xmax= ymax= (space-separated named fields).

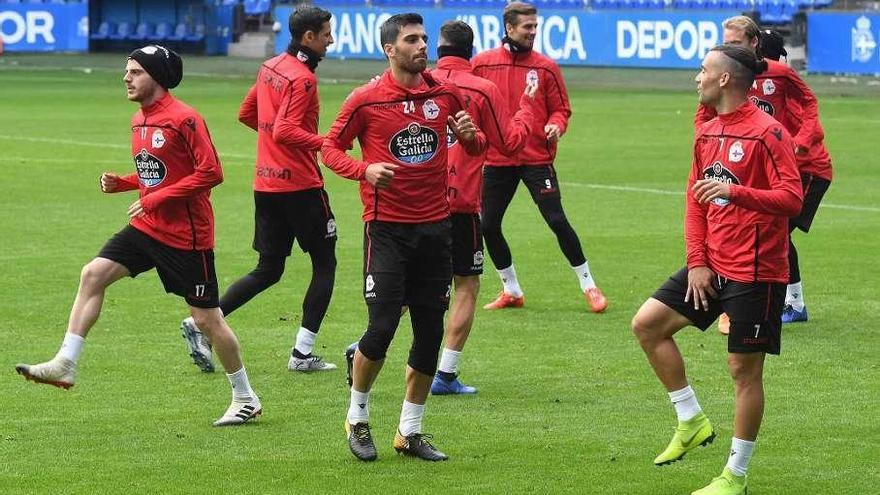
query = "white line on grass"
xmin=0 ymin=134 xmax=252 ymax=159
xmin=563 ymin=181 xmax=879 ymax=212
xmin=1 ymin=134 xmax=874 ymax=213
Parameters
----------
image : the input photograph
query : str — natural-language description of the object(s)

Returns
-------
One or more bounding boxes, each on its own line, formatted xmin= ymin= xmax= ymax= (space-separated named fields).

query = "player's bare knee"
xmin=727 ymin=354 xmax=763 ymax=383
xmin=631 ymin=312 xmax=656 ymax=344
xmin=80 ymin=261 xmax=110 ymax=290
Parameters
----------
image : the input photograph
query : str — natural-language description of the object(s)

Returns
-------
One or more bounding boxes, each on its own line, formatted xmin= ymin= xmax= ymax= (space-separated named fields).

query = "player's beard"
xmin=398 ymin=52 xmax=427 ymax=74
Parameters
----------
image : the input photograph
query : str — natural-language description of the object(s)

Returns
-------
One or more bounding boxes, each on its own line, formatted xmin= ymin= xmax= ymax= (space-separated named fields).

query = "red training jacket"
xmin=687 ymin=101 xmax=803 ymax=283
xmin=322 ymin=70 xmax=486 ymax=223
xmin=432 ymin=56 xmax=538 ymax=214
xmin=238 ymin=50 xmax=324 ymax=192
xmin=114 ymin=92 xmax=223 ymax=250
xmin=695 ymin=59 xmax=832 ymax=181
xmin=472 ymin=43 xmax=571 ymax=167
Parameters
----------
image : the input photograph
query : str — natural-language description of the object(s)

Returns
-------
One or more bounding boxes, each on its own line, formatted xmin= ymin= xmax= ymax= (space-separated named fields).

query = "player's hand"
xmin=794 ymin=144 xmax=808 ymax=156
xmin=544 ymin=124 xmax=562 ymax=142
xmin=365 ymin=162 xmax=399 ymax=189
xmin=685 ymin=266 xmax=718 ymax=311
xmin=448 ymin=111 xmax=476 ymax=142
xmin=368 ymin=74 xmax=381 ymax=84
xmin=523 ymin=83 xmax=537 ymax=99
xmin=692 ymin=179 xmax=731 ymax=204
xmin=101 ymin=172 xmax=121 ymax=193
xmin=127 ymin=199 xmax=145 ymax=219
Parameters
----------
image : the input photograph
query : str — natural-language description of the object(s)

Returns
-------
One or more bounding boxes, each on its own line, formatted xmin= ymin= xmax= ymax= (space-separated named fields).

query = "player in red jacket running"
xmin=696 ymin=18 xmax=832 ymax=330
xmin=632 ymin=45 xmax=802 ymax=495
xmin=472 ymin=2 xmax=607 ymax=313
xmin=428 ymin=20 xmax=538 ymax=396
xmin=179 ymin=6 xmax=340 ymax=374
xmin=322 ymin=13 xmax=484 ymax=463
xmin=15 ymin=46 xmax=261 ymax=427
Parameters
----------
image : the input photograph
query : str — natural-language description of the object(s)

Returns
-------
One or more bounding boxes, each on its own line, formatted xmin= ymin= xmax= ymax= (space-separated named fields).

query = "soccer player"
xmin=15 ymin=46 xmax=261 ymax=427
xmin=321 ymin=13 xmax=484 ymax=462
xmin=179 ymin=6 xmax=339 ymax=373
xmin=632 ymin=45 xmax=802 ymax=495
xmin=696 ymin=18 xmax=833 ymax=331
xmin=429 ymin=20 xmax=538 ymax=395
xmin=472 ymin=1 xmax=608 ymax=313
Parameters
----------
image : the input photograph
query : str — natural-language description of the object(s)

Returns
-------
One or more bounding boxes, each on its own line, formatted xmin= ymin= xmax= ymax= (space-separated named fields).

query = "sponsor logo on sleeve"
xmin=389 ymin=123 xmax=440 ymax=164
xmin=702 ymin=161 xmax=741 ymax=206
xmin=762 ymin=79 xmax=776 ymax=96
xmin=134 ymin=148 xmax=167 ymax=187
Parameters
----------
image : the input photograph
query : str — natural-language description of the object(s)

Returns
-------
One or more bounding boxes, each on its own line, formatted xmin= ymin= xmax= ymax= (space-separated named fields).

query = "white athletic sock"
xmin=787 ymin=282 xmax=805 ymax=311
xmin=726 ymin=437 xmax=756 ymax=476
xmin=293 ymin=327 xmax=317 ymax=356
xmin=347 ymin=388 xmax=370 ymax=424
xmin=226 ymin=367 xmax=256 ymax=402
xmin=572 ymin=261 xmax=597 ymax=291
xmin=497 ymin=265 xmax=523 ymax=297
xmin=438 ymin=348 xmax=461 ymax=375
xmin=56 ymin=332 xmax=85 ymax=364
xmin=668 ymin=385 xmax=702 ymax=422
xmin=398 ymin=400 xmax=425 ymax=437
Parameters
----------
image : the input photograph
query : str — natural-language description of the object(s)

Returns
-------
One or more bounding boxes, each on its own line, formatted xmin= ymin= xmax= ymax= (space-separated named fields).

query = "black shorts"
xmin=483 ymin=164 xmax=561 ymax=204
xmin=363 ymin=220 xmax=452 ymax=310
xmin=790 ymin=173 xmax=831 ymax=233
xmin=252 ymin=188 xmax=337 ymax=256
xmin=451 ymin=213 xmax=483 ymax=276
xmin=652 ymin=267 xmax=785 ymax=355
xmin=97 ymin=225 xmax=220 ymax=308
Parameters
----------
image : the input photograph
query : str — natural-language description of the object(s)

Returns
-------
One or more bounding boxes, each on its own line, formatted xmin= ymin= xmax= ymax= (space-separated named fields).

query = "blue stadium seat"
xmin=720 ymin=0 xmax=736 ymax=8
xmin=734 ymin=0 xmax=753 ymax=9
xmin=25 ymin=0 xmax=44 ymax=4
xmin=4 ymin=0 xmax=22 ymax=4
xmin=185 ymin=24 xmax=206 ymax=42
xmin=109 ymin=22 xmax=133 ymax=40
xmin=90 ymin=21 xmax=115 ymax=40
xmin=591 ymin=0 xmax=615 ymax=8
xmin=150 ymin=22 xmax=173 ymax=41
xmin=759 ymin=0 xmax=789 ymax=23
xmin=51 ymin=0 xmax=67 ymax=4
xmin=166 ymin=22 xmax=189 ymax=42
xmin=244 ymin=0 xmax=271 ymax=15
xmin=705 ymin=0 xmax=721 ymax=9
xmin=813 ymin=0 xmax=832 ymax=7
xmin=128 ymin=22 xmax=154 ymax=41
xmin=373 ymin=0 xmax=434 ymax=5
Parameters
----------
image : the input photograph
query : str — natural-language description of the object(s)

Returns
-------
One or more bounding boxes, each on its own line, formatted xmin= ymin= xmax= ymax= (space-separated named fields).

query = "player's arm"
xmin=727 ymin=127 xmax=802 ymax=216
xmin=481 ymin=83 xmax=537 ymax=156
xmin=273 ymin=76 xmax=324 ymax=150
xmin=448 ymin=86 xmax=486 ymax=156
xmin=694 ymin=103 xmax=716 ymax=130
xmin=137 ymin=116 xmax=224 ymax=214
xmin=684 ymin=144 xmax=717 ymax=310
xmin=238 ymin=83 xmax=258 ymax=131
xmin=100 ymin=172 xmax=139 ymax=193
xmin=544 ymin=64 xmax=572 ymax=142
xmin=785 ymin=66 xmax=822 ymax=154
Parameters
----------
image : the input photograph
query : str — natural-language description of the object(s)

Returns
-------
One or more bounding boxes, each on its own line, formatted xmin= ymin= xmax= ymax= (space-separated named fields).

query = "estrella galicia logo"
xmin=134 ymin=148 xmax=167 ymax=187
xmin=389 ymin=123 xmax=439 ymax=164
xmin=749 ymin=96 xmax=774 ymax=116
xmin=446 ymin=124 xmax=458 ymax=148
xmin=702 ymin=161 xmax=741 ymax=207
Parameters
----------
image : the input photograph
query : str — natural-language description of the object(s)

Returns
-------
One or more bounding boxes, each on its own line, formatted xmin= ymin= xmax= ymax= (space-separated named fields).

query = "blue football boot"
xmin=431 ymin=372 xmax=477 ymax=395
xmin=781 ymin=304 xmax=808 ymax=324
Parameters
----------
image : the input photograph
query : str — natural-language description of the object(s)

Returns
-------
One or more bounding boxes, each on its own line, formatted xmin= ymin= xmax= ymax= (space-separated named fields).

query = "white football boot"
xmin=213 ymin=396 xmax=262 ymax=427
xmin=181 ymin=317 xmax=214 ymax=373
xmin=287 ymin=350 xmax=338 ymax=372
xmin=15 ymin=357 xmax=76 ymax=390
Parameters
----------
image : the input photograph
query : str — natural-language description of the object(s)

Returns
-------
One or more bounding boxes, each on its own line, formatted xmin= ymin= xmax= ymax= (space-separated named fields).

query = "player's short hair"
xmin=723 ymin=15 xmax=761 ymax=44
xmin=288 ymin=6 xmax=331 ymax=43
xmin=380 ymin=13 xmax=424 ymax=47
xmin=711 ymin=44 xmax=769 ymax=91
xmin=504 ymin=2 xmax=538 ymax=28
xmin=439 ymin=20 xmax=474 ymax=50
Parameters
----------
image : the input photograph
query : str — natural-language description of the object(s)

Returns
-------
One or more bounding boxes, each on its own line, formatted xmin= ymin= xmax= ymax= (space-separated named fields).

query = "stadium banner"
xmin=0 ymin=3 xmax=88 ymax=53
xmin=274 ymin=6 xmax=734 ymax=69
xmin=807 ymin=12 xmax=880 ymax=75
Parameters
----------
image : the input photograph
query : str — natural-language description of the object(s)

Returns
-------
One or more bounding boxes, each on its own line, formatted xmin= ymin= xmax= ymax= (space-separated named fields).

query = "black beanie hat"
xmin=760 ymin=30 xmax=787 ymax=61
xmin=128 ymin=45 xmax=183 ymax=89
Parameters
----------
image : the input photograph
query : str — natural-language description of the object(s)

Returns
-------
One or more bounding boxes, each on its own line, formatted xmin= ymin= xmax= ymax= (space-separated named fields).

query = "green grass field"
xmin=1 ymin=54 xmax=878 ymax=494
